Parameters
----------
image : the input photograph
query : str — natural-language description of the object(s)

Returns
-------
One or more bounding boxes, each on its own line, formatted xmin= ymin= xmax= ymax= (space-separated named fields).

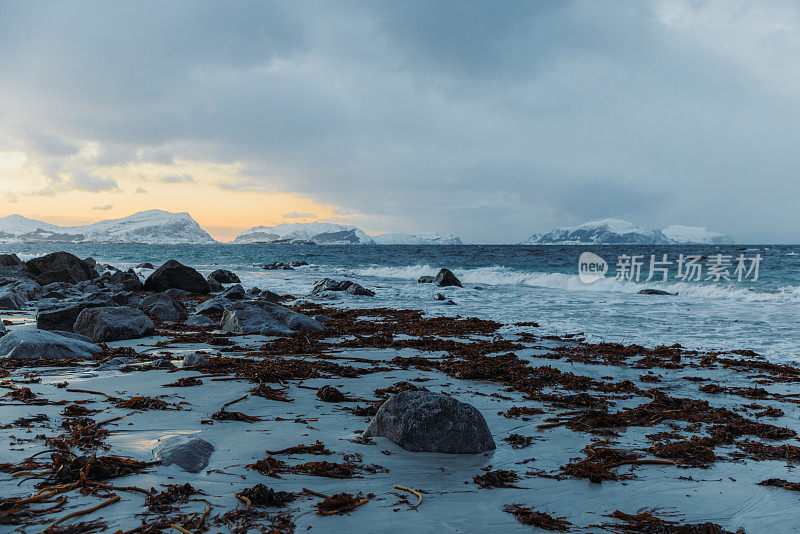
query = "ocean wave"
xmin=349 ymin=264 xmax=800 ymax=303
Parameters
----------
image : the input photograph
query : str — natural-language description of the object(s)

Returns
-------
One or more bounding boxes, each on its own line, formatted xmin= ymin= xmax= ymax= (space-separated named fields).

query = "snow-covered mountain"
xmin=373 ymin=232 xmax=463 ymax=245
xmin=523 ymin=219 xmax=671 ymax=245
xmin=232 ymin=222 xmax=375 ymax=244
xmin=662 ymin=225 xmax=733 ymax=244
xmin=522 ymin=218 xmax=733 ymax=245
xmin=0 ymin=210 xmax=217 ymax=244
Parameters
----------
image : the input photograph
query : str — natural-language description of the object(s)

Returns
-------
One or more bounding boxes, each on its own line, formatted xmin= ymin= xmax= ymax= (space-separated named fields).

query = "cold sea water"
xmin=4 ymin=243 xmax=800 ymax=363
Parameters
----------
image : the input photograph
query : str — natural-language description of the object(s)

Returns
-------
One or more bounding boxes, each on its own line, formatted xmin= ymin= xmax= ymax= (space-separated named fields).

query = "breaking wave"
xmin=350 ymin=264 xmax=800 ymax=303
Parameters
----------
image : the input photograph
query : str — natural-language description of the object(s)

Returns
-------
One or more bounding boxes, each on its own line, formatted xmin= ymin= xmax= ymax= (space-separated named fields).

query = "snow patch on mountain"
xmin=232 ymin=222 xmax=375 ymax=244
xmin=662 ymin=225 xmax=733 ymax=244
xmin=373 ymin=232 xmax=463 ymax=245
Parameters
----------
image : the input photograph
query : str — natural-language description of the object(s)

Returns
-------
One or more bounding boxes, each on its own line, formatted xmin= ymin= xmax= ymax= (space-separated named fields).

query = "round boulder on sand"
xmin=0 ymin=329 xmax=102 ymax=360
xmin=363 ymin=391 xmax=495 ymax=454
xmin=74 ymin=306 xmax=155 ymax=342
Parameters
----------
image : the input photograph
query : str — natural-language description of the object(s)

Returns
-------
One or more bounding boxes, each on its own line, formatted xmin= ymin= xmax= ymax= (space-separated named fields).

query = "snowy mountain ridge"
xmin=522 ymin=218 xmax=733 ymax=245
xmin=232 ymin=222 xmax=375 ymax=244
xmin=0 ymin=210 xmax=217 ymax=244
xmin=373 ymin=232 xmax=463 ymax=245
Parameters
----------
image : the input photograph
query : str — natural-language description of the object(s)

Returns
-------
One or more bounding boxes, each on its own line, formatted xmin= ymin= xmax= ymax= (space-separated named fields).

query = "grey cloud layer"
xmin=1 ymin=0 xmax=798 ymax=242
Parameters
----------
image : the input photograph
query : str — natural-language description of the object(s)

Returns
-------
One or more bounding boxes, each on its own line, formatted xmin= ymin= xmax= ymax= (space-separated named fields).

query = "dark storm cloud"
xmin=1 ymin=0 xmax=799 ymax=242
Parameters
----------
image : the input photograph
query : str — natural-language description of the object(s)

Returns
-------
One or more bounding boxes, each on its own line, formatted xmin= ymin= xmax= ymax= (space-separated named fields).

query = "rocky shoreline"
xmin=1 ymin=252 xmax=798 ymax=532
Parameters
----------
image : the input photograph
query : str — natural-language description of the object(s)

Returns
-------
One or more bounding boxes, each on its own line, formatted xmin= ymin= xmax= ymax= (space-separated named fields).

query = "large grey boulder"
xmin=155 ymin=437 xmax=214 ymax=473
xmin=433 ymin=269 xmax=462 ymax=288
xmin=207 ymin=269 xmax=240 ymax=284
xmin=139 ymin=293 xmax=189 ymax=321
xmin=363 ymin=391 xmax=495 ymax=454
xmin=0 ymin=329 xmax=102 ymax=360
xmin=220 ymin=284 xmax=247 ymax=300
xmin=73 ymin=306 xmax=155 ymax=342
xmin=27 ymin=252 xmax=98 ymax=285
xmin=144 ymin=260 xmax=209 ymax=294
xmin=37 ymin=299 xmax=116 ymax=331
xmin=220 ymin=301 xmax=324 ymax=335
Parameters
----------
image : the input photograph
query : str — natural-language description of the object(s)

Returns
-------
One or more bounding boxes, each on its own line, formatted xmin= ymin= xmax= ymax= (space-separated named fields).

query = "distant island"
xmin=522 ymin=218 xmax=733 ymax=245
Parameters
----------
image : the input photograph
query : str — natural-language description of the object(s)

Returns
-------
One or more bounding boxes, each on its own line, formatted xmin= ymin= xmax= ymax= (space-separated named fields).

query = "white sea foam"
xmin=349 ymin=264 xmax=800 ymax=303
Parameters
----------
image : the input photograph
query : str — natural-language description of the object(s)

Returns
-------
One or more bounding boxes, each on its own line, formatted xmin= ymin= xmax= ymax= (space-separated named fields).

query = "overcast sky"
xmin=1 ymin=0 xmax=799 ymax=242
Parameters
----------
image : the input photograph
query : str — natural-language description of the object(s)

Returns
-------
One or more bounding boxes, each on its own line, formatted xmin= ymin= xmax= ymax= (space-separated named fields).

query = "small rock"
xmin=195 ymin=297 xmax=231 ymax=316
xmin=312 ymin=278 xmax=374 ymax=296
xmin=155 ymin=437 xmax=214 ymax=473
xmin=136 ymin=262 xmax=155 ymax=269
xmin=185 ymin=314 xmax=217 ymax=327
xmin=73 ymin=306 xmax=156 ymax=342
xmin=164 ymin=288 xmax=191 ymax=298
xmin=151 ymin=358 xmax=175 ymax=368
xmin=638 ymin=289 xmax=677 ymax=296
xmin=220 ymin=284 xmax=247 ymax=300
xmin=183 ymin=352 xmax=208 ymax=367
xmin=345 ymin=282 xmax=375 ymax=296
xmin=418 ymin=275 xmax=435 ymax=283
xmin=207 ymin=278 xmax=224 ymax=293
xmin=207 ymin=269 xmax=241 ymax=284
xmin=363 ymin=391 xmax=495 ymax=454
xmin=0 ymin=280 xmax=42 ymax=310
xmin=434 ymin=293 xmax=446 ymax=301
xmin=258 ymin=289 xmax=283 ymax=303
xmin=97 ymin=356 xmax=137 ymax=370
xmin=139 ymin=293 xmax=189 ymax=321
xmin=433 ymin=268 xmax=462 ymax=288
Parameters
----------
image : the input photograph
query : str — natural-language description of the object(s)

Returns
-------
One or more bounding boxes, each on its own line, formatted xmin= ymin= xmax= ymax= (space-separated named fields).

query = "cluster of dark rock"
xmin=0 ymin=251 xmax=498 ymax=459
xmin=418 ymin=268 xmax=462 ymax=304
xmin=311 ymin=278 xmax=375 ymax=297
xmin=418 ymin=268 xmax=462 ymax=287
xmin=263 ymin=261 xmax=308 ymax=270
xmin=0 ymin=252 xmax=327 ymax=360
